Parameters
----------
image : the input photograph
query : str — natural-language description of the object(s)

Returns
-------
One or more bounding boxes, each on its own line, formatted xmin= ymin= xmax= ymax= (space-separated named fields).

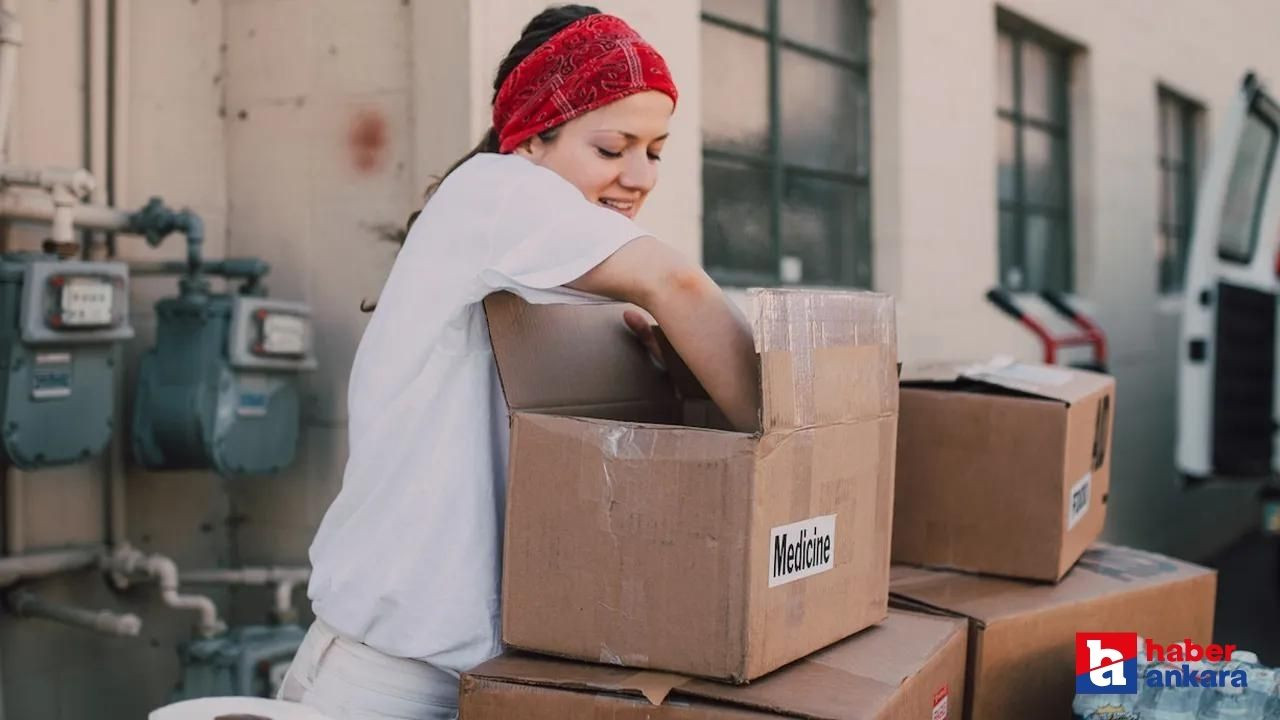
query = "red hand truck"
xmin=984 ymin=287 xmax=1108 ymax=373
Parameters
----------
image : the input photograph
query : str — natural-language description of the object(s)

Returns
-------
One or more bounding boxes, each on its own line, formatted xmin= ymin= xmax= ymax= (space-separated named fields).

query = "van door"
xmin=1178 ymin=74 xmax=1280 ymax=481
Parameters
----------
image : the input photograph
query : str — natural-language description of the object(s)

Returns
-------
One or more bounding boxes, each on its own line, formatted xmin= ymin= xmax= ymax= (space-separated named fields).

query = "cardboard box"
xmin=893 ymin=360 xmax=1116 ymax=581
xmin=460 ymin=610 xmax=967 ymax=720
xmin=889 ymin=544 xmax=1217 ymax=719
xmin=485 ymin=288 xmax=898 ymax=682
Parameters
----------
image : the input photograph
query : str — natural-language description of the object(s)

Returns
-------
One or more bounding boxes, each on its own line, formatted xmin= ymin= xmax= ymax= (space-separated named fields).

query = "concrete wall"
xmin=1 ymin=0 xmax=1278 ymax=716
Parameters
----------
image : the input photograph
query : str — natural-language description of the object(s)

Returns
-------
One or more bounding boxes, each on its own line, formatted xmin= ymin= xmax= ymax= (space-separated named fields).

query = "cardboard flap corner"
xmin=901 ymin=358 xmax=1113 ymax=405
xmin=464 ymin=653 xmax=690 ymax=705
xmin=483 ymin=291 xmax=676 ymax=415
xmin=750 ymin=288 xmax=898 ymax=432
xmin=889 ymin=545 xmax=1214 ymax=624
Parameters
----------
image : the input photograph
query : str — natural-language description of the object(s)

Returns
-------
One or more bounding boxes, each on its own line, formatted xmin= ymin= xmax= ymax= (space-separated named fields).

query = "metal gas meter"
xmin=0 ymin=255 xmax=133 ymax=468
xmin=131 ymin=257 xmax=316 ymax=476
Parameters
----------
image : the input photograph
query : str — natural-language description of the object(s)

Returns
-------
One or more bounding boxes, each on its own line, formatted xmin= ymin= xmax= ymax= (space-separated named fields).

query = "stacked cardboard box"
xmin=461 ymin=289 xmax=966 ymax=718
xmin=890 ymin=360 xmax=1218 ymax=718
xmin=460 ymin=293 xmax=1217 ymax=719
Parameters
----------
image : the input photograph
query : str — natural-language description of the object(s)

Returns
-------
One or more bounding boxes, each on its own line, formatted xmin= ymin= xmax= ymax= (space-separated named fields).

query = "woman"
xmin=279 ymin=6 xmax=759 ymax=718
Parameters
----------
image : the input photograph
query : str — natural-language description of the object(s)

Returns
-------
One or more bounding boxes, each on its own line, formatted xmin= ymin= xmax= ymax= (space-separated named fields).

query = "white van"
xmin=1177 ymin=73 xmax=1280 ymax=482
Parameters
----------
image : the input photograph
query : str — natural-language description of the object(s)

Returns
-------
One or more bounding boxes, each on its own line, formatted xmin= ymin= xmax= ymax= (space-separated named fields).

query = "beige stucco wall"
xmin=873 ymin=0 xmax=1280 ymax=561
xmin=1 ymin=0 xmax=1279 ymax=715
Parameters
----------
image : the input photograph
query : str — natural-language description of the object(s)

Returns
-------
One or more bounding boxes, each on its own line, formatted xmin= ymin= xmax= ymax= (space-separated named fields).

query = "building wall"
xmin=0 ymin=0 xmax=1277 ymax=716
xmin=873 ymin=0 xmax=1280 ymax=560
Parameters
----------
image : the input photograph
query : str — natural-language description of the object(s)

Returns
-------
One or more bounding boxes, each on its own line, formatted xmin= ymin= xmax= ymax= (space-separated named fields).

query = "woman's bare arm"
xmin=568 ymin=236 xmax=760 ymax=432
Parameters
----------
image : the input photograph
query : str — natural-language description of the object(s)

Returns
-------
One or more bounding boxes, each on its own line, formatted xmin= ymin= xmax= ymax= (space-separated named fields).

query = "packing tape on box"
xmin=750 ymin=289 xmax=898 ymax=430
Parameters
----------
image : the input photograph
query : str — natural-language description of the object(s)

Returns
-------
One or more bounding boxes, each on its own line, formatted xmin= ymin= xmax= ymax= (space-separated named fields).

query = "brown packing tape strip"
xmin=619 ymin=670 xmax=692 ymax=706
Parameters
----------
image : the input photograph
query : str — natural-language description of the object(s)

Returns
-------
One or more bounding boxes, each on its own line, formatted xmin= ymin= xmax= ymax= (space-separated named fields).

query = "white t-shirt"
xmin=307 ymin=153 xmax=650 ymax=675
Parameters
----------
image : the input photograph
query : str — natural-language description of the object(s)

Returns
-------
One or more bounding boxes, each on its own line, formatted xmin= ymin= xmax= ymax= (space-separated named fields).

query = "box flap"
xmin=483 ymin=292 xmax=678 ymax=417
xmin=889 ymin=544 xmax=1214 ymax=625
xmin=751 ymin=288 xmax=897 ymax=433
xmin=900 ymin=358 xmax=1112 ymax=404
xmin=467 ymin=610 xmax=963 ymax=719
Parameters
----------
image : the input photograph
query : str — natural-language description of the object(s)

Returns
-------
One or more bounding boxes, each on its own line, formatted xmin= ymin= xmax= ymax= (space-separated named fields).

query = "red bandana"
xmin=493 ymin=14 xmax=679 ymax=154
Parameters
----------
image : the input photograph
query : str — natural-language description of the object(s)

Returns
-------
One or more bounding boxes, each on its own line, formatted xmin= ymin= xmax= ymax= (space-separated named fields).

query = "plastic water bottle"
xmin=1134 ymin=661 xmax=1202 ymax=719
xmin=1194 ymin=650 xmax=1267 ymax=719
xmin=1073 ymin=644 xmax=1144 ymax=719
xmin=1263 ymin=667 xmax=1280 ymax=719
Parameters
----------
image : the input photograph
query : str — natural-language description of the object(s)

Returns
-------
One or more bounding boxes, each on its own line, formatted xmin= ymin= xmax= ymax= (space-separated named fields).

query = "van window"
xmin=1218 ymin=109 xmax=1278 ymax=263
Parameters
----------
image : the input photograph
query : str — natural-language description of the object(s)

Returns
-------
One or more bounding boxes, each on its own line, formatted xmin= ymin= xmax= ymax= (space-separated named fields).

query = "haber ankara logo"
xmin=1076 ymin=632 xmax=1138 ymax=694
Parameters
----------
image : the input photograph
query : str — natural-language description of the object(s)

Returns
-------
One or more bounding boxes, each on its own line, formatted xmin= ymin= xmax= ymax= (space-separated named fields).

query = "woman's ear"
xmin=515 ymin=136 xmax=541 ymax=160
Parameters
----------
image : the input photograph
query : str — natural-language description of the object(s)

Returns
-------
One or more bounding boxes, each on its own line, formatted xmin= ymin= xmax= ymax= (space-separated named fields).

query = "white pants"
xmin=277 ymin=619 xmax=460 ymax=720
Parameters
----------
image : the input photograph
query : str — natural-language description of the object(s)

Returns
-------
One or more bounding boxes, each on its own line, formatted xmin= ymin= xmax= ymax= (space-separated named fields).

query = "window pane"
xmin=1024 ymin=214 xmax=1070 ymax=292
xmin=1158 ymin=228 xmax=1182 ymax=293
xmin=780 ymin=0 xmax=866 ymax=60
xmin=1161 ymin=96 xmax=1184 ymax=162
xmin=998 ymin=118 xmax=1017 ymax=201
xmin=704 ymin=157 xmax=774 ymax=276
xmin=997 ymin=32 xmax=1015 ymax=112
xmin=702 ymin=23 xmax=770 ymax=155
xmin=1163 ymin=167 xmax=1186 ymax=231
xmin=703 ymin=0 xmax=766 ymax=29
xmin=999 ymin=209 xmax=1022 ymax=289
xmin=1021 ymin=39 xmax=1064 ymax=123
xmin=781 ymin=49 xmax=867 ymax=174
xmin=1023 ymin=127 xmax=1066 ymax=207
xmin=780 ymin=175 xmax=868 ymax=286
xmin=1159 ymin=167 xmax=1173 ymax=230
xmin=1218 ymin=111 xmax=1278 ymax=262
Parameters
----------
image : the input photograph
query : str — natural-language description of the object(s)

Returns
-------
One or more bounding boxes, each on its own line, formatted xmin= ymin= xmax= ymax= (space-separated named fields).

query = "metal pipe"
xmin=0 ymin=5 xmax=20 ymax=166
xmin=126 ymin=260 xmax=193 ymax=275
xmin=0 ymin=545 xmax=104 ymax=586
xmin=182 ymin=567 xmax=310 ymax=621
xmin=0 ymin=166 xmax=95 ymax=196
xmin=181 ymin=567 xmax=311 ymax=585
xmin=0 ymin=191 xmax=132 ymax=232
xmin=147 ymin=554 xmax=224 ymax=638
xmin=8 ymin=588 xmax=141 ymax=636
xmin=110 ymin=0 xmax=129 ymax=211
xmin=105 ymin=0 xmax=129 ymax=541
xmin=103 ymin=545 xmax=226 ymax=637
xmin=85 ymin=0 xmax=109 ymax=258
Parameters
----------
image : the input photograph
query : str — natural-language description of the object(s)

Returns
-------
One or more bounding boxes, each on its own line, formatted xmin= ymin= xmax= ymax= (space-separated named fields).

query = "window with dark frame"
xmin=700 ymin=0 xmax=871 ymax=288
xmin=1157 ymin=87 xmax=1203 ymax=294
xmin=997 ymin=19 xmax=1073 ymax=292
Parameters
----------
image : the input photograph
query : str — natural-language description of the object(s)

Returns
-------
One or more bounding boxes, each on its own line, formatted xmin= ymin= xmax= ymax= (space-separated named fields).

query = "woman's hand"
xmin=623 ymin=309 xmax=665 ymax=370
xmin=569 ymin=236 xmax=760 ymax=432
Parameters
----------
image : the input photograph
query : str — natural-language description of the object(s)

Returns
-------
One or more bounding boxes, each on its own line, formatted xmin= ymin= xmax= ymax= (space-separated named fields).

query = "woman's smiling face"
xmin=515 ymin=90 xmax=673 ymax=220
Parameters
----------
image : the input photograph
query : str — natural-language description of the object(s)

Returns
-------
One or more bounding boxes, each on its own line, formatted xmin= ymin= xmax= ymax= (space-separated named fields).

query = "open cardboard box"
xmin=485 ymin=288 xmax=898 ymax=682
xmin=893 ymin=359 xmax=1116 ymax=581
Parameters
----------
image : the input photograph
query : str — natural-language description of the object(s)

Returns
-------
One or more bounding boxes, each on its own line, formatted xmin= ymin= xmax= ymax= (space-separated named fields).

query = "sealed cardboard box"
xmin=890 ymin=544 xmax=1216 ymax=719
xmin=485 ymin=288 xmax=898 ymax=682
xmin=893 ymin=360 xmax=1116 ymax=581
xmin=460 ymin=610 xmax=966 ymax=720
